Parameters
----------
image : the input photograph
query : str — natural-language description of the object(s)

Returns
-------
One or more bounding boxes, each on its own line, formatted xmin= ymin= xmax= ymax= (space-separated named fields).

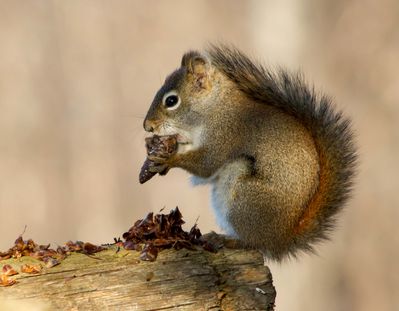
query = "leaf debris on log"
xmin=0 ymin=207 xmax=215 ymax=286
xmin=0 ymin=236 xmax=104 ymax=264
xmin=0 ymin=274 xmax=17 ymax=287
xmin=2 ymin=264 xmax=18 ymax=276
xmin=0 ymin=236 xmax=106 ymax=285
xmin=20 ymin=264 xmax=42 ymax=274
xmin=121 ymin=207 xmax=216 ymax=261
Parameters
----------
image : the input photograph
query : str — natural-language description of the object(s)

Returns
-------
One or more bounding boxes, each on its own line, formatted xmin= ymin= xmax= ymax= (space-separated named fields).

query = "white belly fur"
xmin=210 ymin=182 xmax=237 ymax=237
xmin=191 ymin=169 xmax=238 ymax=237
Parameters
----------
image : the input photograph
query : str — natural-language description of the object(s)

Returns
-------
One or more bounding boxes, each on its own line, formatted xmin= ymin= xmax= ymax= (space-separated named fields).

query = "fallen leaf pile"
xmin=121 ymin=207 xmax=216 ymax=261
xmin=0 ymin=236 xmax=104 ymax=265
xmin=0 ymin=207 xmax=215 ymax=286
xmin=0 ymin=236 xmax=105 ymax=286
xmin=0 ymin=236 xmax=62 ymax=264
xmin=0 ymin=263 xmax=45 ymax=286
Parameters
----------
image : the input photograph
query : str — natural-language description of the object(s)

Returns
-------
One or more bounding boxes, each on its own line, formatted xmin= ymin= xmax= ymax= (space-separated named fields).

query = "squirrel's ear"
xmin=181 ymin=51 xmax=211 ymax=89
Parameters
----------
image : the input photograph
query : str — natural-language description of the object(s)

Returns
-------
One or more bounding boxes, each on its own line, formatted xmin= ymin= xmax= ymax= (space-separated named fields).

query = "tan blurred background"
xmin=0 ymin=0 xmax=398 ymax=310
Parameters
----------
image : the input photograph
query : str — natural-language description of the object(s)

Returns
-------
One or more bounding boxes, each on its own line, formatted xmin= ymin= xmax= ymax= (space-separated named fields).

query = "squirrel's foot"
xmin=201 ymin=232 xmax=245 ymax=249
xmin=147 ymin=147 xmax=176 ymax=167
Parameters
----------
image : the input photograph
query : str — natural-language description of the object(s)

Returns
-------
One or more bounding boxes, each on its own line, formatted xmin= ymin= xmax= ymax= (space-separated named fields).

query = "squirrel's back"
xmin=208 ymin=45 xmax=357 ymax=256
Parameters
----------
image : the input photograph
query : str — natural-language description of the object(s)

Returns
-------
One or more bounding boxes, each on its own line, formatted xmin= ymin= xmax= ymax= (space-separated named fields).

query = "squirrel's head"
xmin=143 ymin=51 xmax=218 ymax=151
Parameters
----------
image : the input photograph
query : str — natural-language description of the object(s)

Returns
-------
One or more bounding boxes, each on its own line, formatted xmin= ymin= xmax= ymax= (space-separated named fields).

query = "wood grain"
xmin=0 ymin=245 xmax=276 ymax=311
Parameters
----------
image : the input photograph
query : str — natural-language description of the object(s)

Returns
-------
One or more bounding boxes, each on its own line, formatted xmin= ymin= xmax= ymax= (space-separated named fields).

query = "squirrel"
xmin=141 ymin=44 xmax=357 ymax=261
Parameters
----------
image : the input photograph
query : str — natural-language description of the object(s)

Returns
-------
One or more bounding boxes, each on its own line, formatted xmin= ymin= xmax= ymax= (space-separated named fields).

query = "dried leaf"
xmin=20 ymin=264 xmax=42 ymax=274
xmin=65 ymin=240 xmax=83 ymax=252
xmin=43 ymin=257 xmax=60 ymax=268
xmin=14 ymin=236 xmax=25 ymax=250
xmin=123 ymin=241 xmax=142 ymax=251
xmin=39 ymin=244 xmax=50 ymax=250
xmin=82 ymin=242 xmax=104 ymax=255
xmin=140 ymin=244 xmax=158 ymax=261
xmin=152 ymin=238 xmax=173 ymax=248
xmin=56 ymin=246 xmax=67 ymax=255
xmin=0 ymin=235 xmax=106 ymax=268
xmin=0 ymin=253 xmax=11 ymax=260
xmin=2 ymin=264 xmax=18 ymax=276
xmin=189 ymin=224 xmax=202 ymax=242
xmin=173 ymin=240 xmax=195 ymax=250
xmin=122 ymin=207 xmax=216 ymax=262
xmin=0 ymin=274 xmax=17 ymax=287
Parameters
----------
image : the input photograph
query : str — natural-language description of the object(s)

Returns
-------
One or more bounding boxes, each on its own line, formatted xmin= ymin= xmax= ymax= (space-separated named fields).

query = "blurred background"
xmin=0 ymin=0 xmax=398 ymax=310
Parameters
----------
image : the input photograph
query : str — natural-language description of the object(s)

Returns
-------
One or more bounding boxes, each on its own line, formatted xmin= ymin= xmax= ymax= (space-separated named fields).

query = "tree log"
xmin=0 ymin=242 xmax=276 ymax=310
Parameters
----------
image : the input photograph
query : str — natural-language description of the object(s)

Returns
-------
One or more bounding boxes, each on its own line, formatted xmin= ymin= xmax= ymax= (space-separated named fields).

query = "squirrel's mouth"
xmin=144 ymin=133 xmax=192 ymax=155
xmin=154 ymin=127 xmax=192 ymax=144
xmin=144 ymin=133 xmax=190 ymax=144
xmin=147 ymin=122 xmax=196 ymax=153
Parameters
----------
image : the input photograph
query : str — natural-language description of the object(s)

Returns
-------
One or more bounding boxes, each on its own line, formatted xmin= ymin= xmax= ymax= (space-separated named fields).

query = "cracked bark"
xmin=0 ymin=241 xmax=276 ymax=310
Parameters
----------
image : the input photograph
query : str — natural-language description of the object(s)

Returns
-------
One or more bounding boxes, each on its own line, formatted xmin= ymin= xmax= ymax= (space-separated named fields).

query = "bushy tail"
xmin=208 ymin=45 xmax=357 ymax=249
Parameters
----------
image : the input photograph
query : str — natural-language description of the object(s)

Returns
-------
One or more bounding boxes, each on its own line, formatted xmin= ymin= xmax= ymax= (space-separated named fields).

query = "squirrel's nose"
xmin=143 ymin=120 xmax=154 ymax=132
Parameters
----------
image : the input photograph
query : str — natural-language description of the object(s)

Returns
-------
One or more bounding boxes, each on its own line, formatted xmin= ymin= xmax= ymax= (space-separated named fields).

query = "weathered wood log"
xmin=0 ymin=241 xmax=276 ymax=311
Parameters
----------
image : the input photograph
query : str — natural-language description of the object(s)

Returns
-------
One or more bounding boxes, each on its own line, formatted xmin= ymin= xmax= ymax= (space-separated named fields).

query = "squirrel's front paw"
xmin=147 ymin=152 xmax=174 ymax=175
xmin=139 ymin=135 xmax=177 ymax=184
xmin=147 ymin=153 xmax=170 ymax=164
xmin=147 ymin=160 xmax=170 ymax=174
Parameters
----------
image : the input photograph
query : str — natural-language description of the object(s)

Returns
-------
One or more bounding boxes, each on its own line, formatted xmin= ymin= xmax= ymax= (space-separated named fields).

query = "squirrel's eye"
xmin=162 ymin=91 xmax=181 ymax=110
